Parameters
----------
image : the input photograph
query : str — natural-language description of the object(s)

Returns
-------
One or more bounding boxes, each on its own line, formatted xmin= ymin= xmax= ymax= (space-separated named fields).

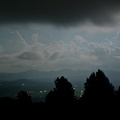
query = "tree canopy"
xmin=45 ymin=76 xmax=75 ymax=105
xmin=82 ymin=69 xmax=115 ymax=102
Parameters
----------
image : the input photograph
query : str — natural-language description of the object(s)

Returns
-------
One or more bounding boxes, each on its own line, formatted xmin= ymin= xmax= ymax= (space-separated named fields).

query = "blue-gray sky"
xmin=0 ymin=0 xmax=120 ymax=72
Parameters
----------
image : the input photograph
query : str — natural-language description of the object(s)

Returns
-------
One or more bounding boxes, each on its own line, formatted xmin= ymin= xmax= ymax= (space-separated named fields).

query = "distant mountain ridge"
xmin=0 ymin=69 xmax=90 ymax=82
xmin=0 ymin=69 xmax=120 ymax=88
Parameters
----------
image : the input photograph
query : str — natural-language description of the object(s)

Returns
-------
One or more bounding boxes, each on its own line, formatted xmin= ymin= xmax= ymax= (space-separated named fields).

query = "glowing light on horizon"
xmin=40 ymin=91 xmax=43 ymax=93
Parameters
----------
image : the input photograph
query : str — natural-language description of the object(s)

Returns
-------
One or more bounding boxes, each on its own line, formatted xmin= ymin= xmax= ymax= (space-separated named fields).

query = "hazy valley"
xmin=0 ymin=69 xmax=120 ymax=102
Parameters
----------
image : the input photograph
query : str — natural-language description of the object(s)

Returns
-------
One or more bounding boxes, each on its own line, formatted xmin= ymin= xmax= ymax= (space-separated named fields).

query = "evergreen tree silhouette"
xmin=82 ymin=69 xmax=115 ymax=103
xmin=45 ymin=76 xmax=75 ymax=113
xmin=16 ymin=90 xmax=32 ymax=105
xmin=45 ymin=76 xmax=75 ymax=103
xmin=15 ymin=91 xmax=33 ymax=117
xmin=80 ymin=69 xmax=116 ymax=117
xmin=115 ymin=86 xmax=120 ymax=107
xmin=116 ymin=86 xmax=120 ymax=97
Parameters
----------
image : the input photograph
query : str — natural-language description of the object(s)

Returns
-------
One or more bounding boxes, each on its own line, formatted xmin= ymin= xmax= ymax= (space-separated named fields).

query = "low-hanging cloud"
xmin=17 ymin=51 xmax=43 ymax=60
xmin=1 ymin=0 xmax=120 ymax=26
xmin=1 ymin=32 xmax=120 ymax=72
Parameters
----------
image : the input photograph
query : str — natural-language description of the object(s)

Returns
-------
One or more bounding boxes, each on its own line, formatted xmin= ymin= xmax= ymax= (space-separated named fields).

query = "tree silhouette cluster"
xmin=0 ymin=69 xmax=120 ymax=118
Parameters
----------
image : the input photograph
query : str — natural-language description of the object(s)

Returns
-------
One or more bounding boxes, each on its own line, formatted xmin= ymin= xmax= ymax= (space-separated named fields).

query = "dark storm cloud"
xmin=0 ymin=0 xmax=120 ymax=26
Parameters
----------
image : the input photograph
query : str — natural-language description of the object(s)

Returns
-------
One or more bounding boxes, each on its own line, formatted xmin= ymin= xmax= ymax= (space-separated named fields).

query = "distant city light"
xmin=44 ymin=90 xmax=47 ymax=92
xmin=28 ymin=91 xmax=34 ymax=94
xmin=80 ymin=91 xmax=83 ymax=97
xmin=40 ymin=91 xmax=43 ymax=93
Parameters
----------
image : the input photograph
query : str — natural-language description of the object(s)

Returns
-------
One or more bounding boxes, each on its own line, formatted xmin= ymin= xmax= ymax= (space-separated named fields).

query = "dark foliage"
xmin=16 ymin=90 xmax=32 ymax=105
xmin=45 ymin=76 xmax=75 ymax=104
xmin=45 ymin=76 xmax=76 ymax=115
xmin=80 ymin=69 xmax=117 ymax=118
xmin=83 ymin=69 xmax=115 ymax=101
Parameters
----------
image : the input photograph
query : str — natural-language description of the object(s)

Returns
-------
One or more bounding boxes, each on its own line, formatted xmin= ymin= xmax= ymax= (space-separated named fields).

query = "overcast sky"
xmin=0 ymin=0 xmax=120 ymax=73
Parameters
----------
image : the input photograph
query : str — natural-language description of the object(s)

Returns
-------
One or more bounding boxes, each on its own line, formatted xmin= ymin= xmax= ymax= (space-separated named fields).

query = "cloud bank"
xmin=0 ymin=0 xmax=120 ymax=26
xmin=0 ymin=32 xmax=120 ymax=72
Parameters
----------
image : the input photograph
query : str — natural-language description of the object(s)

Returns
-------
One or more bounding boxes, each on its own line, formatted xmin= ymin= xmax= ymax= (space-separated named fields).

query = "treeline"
xmin=0 ymin=69 xmax=120 ymax=118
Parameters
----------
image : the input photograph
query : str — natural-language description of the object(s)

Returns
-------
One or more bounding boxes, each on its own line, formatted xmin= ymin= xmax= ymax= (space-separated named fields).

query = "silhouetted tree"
xmin=45 ymin=76 xmax=75 ymax=108
xmin=44 ymin=76 xmax=77 ymax=116
xmin=82 ymin=69 xmax=115 ymax=103
xmin=15 ymin=91 xmax=33 ymax=118
xmin=79 ymin=69 xmax=117 ymax=117
xmin=116 ymin=86 xmax=120 ymax=97
xmin=116 ymin=86 xmax=120 ymax=106
xmin=16 ymin=90 xmax=32 ymax=105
